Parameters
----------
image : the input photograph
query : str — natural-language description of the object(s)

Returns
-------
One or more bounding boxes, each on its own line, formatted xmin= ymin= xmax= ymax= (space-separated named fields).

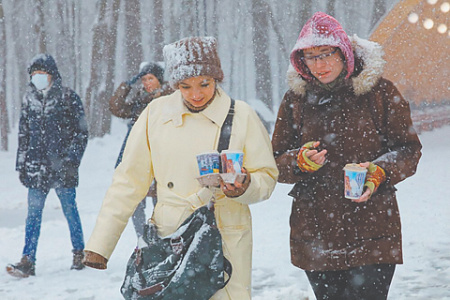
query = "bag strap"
xmin=217 ymin=98 xmax=235 ymax=153
xmin=216 ymin=99 xmax=235 ymax=288
xmin=221 ymin=257 xmax=233 ymax=288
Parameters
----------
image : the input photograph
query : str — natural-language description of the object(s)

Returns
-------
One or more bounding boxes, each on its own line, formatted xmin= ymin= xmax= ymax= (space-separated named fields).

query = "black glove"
xmin=125 ymin=71 xmax=146 ymax=86
xmin=59 ymin=159 xmax=78 ymax=184
xmin=18 ymin=169 xmax=28 ymax=186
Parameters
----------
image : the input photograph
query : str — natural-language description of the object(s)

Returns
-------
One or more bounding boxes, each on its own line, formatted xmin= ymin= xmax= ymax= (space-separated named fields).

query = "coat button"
xmin=167 ymin=182 xmax=174 ymax=188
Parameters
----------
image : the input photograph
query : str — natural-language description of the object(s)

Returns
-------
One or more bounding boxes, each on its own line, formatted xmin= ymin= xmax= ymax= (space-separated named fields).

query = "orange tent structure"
xmin=370 ymin=0 xmax=449 ymax=105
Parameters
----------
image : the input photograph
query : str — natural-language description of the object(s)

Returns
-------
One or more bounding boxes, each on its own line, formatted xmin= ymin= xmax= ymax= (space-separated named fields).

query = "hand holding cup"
xmin=220 ymin=167 xmax=250 ymax=198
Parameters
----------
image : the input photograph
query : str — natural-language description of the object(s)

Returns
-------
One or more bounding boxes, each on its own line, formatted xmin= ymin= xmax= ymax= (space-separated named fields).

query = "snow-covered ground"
xmin=0 ymin=119 xmax=449 ymax=300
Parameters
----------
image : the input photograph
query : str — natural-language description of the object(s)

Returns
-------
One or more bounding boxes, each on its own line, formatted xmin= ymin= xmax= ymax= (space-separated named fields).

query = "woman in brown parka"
xmin=272 ymin=12 xmax=422 ymax=300
xmin=109 ymin=62 xmax=172 ymax=238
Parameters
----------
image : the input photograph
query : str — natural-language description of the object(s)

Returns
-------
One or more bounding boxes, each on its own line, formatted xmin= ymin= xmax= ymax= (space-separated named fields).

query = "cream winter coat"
xmin=85 ymin=87 xmax=278 ymax=299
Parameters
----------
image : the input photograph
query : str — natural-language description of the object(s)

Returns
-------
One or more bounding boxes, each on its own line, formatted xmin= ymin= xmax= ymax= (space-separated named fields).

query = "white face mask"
xmin=31 ymin=73 xmax=50 ymax=90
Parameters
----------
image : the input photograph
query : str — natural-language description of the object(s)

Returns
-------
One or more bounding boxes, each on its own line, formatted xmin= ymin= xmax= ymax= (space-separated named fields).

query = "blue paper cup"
xmin=343 ymin=164 xmax=367 ymax=199
xmin=196 ymin=151 xmax=220 ymax=176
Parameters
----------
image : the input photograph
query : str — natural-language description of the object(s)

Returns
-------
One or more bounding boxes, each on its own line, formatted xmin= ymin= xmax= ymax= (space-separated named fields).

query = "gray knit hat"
xmin=163 ymin=36 xmax=224 ymax=89
xmin=139 ymin=61 xmax=165 ymax=84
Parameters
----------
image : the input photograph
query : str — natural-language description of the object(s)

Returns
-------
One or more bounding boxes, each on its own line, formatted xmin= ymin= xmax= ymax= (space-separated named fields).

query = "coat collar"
xmin=287 ymin=35 xmax=386 ymax=97
xmin=162 ymin=87 xmax=231 ymax=128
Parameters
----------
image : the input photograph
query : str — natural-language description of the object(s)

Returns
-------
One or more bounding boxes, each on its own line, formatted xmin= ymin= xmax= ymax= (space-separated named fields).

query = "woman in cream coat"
xmin=83 ymin=36 xmax=278 ymax=300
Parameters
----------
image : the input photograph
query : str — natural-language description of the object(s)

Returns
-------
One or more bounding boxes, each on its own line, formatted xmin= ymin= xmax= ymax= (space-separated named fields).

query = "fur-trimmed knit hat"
xmin=139 ymin=61 xmax=165 ymax=84
xmin=163 ymin=36 xmax=224 ymax=89
xmin=290 ymin=12 xmax=354 ymax=81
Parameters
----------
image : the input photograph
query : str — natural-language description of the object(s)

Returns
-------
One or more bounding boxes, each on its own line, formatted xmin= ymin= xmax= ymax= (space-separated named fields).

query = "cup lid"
xmin=197 ymin=150 xmax=219 ymax=156
xmin=220 ymin=150 xmax=243 ymax=154
xmin=343 ymin=163 xmax=367 ymax=171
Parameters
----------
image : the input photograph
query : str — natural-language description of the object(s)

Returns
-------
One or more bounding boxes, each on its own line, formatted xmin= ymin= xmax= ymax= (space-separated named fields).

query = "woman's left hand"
xmin=220 ymin=168 xmax=251 ymax=198
xmin=352 ymin=188 xmax=371 ymax=203
xmin=352 ymin=162 xmax=371 ymax=203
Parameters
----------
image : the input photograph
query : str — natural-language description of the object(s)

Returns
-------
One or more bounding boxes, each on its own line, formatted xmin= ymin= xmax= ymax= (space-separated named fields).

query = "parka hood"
xmin=287 ymin=35 xmax=386 ymax=97
xmin=27 ymin=54 xmax=62 ymax=82
xmin=290 ymin=12 xmax=354 ymax=81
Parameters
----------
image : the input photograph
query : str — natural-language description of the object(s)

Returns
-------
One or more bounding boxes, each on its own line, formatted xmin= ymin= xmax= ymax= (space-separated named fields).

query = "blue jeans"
xmin=23 ymin=188 xmax=85 ymax=262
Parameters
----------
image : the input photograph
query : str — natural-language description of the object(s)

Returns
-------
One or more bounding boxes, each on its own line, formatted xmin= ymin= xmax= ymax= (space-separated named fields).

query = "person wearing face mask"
xmin=108 ymin=61 xmax=173 ymax=240
xmin=272 ymin=12 xmax=422 ymax=299
xmin=6 ymin=54 xmax=88 ymax=278
xmin=83 ymin=37 xmax=278 ymax=299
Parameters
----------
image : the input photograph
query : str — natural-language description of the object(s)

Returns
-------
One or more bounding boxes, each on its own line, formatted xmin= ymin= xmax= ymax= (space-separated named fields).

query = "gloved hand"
xmin=18 ymin=168 xmax=28 ymax=186
xmin=363 ymin=162 xmax=386 ymax=196
xmin=125 ymin=71 xmax=146 ymax=86
xmin=296 ymin=141 xmax=326 ymax=173
xmin=83 ymin=250 xmax=108 ymax=270
xmin=60 ymin=159 xmax=78 ymax=183
xmin=220 ymin=168 xmax=251 ymax=198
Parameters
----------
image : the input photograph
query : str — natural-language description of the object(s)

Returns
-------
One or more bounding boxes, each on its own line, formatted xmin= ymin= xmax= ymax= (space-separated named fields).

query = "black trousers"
xmin=305 ymin=264 xmax=396 ymax=300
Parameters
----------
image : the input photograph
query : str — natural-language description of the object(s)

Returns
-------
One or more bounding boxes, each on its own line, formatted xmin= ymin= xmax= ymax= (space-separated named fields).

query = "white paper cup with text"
xmin=220 ymin=150 xmax=244 ymax=183
xmin=343 ymin=163 xmax=367 ymax=199
xmin=196 ymin=151 xmax=220 ymax=176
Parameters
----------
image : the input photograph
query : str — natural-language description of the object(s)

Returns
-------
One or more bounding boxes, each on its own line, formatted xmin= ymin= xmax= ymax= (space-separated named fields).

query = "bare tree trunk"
xmin=153 ymin=0 xmax=164 ymax=61
xmin=0 ymin=0 xmax=8 ymax=150
xmin=267 ymin=4 xmax=288 ymax=56
xmin=251 ymin=0 xmax=273 ymax=129
xmin=228 ymin=0 xmax=243 ymax=98
xmin=370 ymin=0 xmax=387 ymax=31
xmin=168 ymin=0 xmax=180 ymax=42
xmin=10 ymin=2 xmax=30 ymax=126
xmin=327 ymin=0 xmax=336 ymax=17
xmin=55 ymin=1 xmax=76 ymax=87
xmin=194 ymin=0 xmax=200 ymax=36
xmin=84 ymin=0 xmax=120 ymax=137
xmin=210 ymin=0 xmax=218 ymax=38
xmin=70 ymin=1 xmax=81 ymax=90
xmin=182 ymin=0 xmax=195 ymax=37
xmin=100 ymin=0 xmax=120 ymax=135
xmin=299 ymin=0 xmax=312 ymax=26
xmin=34 ymin=0 xmax=47 ymax=53
xmin=125 ymin=0 xmax=143 ymax=76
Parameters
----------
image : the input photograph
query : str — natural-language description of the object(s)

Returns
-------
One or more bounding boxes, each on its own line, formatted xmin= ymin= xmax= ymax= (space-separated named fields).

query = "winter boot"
xmin=71 ymin=250 xmax=85 ymax=270
xmin=6 ymin=256 xmax=36 ymax=278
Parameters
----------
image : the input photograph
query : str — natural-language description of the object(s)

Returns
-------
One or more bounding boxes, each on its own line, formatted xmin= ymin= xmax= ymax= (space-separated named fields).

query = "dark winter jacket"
xmin=16 ymin=56 xmax=88 ymax=189
xmin=272 ymin=36 xmax=422 ymax=271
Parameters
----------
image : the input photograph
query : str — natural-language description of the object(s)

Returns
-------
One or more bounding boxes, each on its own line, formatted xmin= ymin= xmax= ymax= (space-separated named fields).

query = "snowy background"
xmin=0 ymin=119 xmax=449 ymax=300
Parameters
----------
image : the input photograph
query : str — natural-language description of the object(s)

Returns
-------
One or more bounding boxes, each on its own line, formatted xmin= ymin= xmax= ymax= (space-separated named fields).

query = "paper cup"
xmin=343 ymin=163 xmax=367 ymax=199
xmin=196 ymin=151 xmax=220 ymax=176
xmin=220 ymin=150 xmax=243 ymax=175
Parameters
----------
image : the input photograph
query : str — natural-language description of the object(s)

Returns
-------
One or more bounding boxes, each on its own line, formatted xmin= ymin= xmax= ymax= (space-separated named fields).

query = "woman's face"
xmin=141 ymin=73 xmax=161 ymax=93
xmin=179 ymin=76 xmax=216 ymax=108
xmin=302 ymin=46 xmax=345 ymax=84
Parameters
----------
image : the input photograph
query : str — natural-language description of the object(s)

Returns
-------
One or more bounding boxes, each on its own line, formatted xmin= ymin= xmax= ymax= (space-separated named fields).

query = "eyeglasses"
xmin=301 ymin=49 xmax=339 ymax=65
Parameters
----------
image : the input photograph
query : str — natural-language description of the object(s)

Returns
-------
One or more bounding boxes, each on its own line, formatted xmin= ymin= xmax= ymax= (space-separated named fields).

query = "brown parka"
xmin=272 ymin=36 xmax=422 ymax=271
xmin=109 ymin=82 xmax=173 ymax=123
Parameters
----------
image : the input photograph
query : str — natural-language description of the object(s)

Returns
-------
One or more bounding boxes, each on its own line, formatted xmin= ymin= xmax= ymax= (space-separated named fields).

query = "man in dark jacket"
xmin=6 ymin=54 xmax=88 ymax=278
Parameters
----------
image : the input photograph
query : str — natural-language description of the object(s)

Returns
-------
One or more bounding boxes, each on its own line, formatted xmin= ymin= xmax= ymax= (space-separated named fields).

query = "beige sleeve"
xmin=85 ymin=106 xmax=154 ymax=259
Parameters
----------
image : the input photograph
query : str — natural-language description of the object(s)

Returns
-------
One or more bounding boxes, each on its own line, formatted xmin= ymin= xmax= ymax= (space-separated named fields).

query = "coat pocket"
xmin=348 ymin=190 xmax=401 ymax=240
xmin=290 ymin=197 xmax=318 ymax=241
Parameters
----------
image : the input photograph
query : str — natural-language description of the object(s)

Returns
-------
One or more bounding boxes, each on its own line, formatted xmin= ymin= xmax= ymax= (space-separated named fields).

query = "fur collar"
xmin=286 ymin=35 xmax=386 ymax=96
